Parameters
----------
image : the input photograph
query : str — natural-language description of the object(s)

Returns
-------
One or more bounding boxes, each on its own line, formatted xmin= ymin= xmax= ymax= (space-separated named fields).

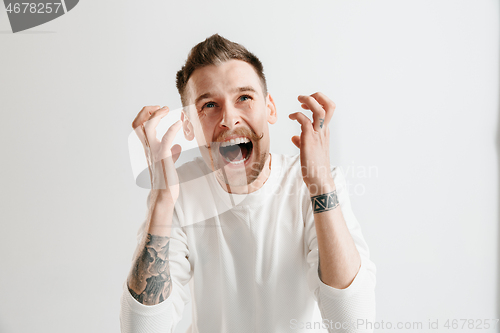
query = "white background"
xmin=0 ymin=1 xmax=498 ymax=332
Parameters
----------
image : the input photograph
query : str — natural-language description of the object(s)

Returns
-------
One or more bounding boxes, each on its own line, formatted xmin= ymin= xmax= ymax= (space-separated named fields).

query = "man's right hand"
xmin=132 ymin=105 xmax=183 ymax=204
xmin=127 ymin=106 xmax=182 ymax=304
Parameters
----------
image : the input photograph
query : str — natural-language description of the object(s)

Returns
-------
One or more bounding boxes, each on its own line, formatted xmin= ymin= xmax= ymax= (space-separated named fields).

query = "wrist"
xmin=149 ymin=192 xmax=175 ymax=237
xmin=156 ymin=189 xmax=177 ymax=204
xmin=307 ymin=177 xmax=336 ymax=197
xmin=310 ymin=188 xmax=339 ymax=214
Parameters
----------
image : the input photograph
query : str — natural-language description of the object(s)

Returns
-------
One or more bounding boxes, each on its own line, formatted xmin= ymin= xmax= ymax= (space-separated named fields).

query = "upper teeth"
xmin=219 ymin=137 xmax=250 ymax=147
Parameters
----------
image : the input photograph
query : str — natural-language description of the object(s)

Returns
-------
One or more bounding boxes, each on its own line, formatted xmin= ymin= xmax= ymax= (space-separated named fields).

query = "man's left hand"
xmin=289 ymin=92 xmax=336 ymax=196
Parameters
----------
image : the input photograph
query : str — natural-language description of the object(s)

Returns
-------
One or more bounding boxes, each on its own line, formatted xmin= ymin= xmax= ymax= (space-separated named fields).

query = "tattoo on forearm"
xmin=311 ymin=190 xmax=339 ymax=214
xmin=319 ymin=118 xmax=324 ymax=129
xmin=128 ymin=233 xmax=172 ymax=305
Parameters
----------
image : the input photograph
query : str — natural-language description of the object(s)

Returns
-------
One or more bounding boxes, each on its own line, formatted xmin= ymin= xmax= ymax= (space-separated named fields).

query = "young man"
xmin=121 ymin=34 xmax=376 ymax=333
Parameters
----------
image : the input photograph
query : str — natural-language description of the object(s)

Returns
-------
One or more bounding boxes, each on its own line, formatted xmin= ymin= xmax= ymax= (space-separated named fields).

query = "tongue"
xmin=222 ymin=144 xmax=249 ymax=162
xmin=224 ymin=145 xmax=243 ymax=161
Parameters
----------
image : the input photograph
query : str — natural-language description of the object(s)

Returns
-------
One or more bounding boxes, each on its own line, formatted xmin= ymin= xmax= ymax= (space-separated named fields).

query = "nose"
xmin=219 ymin=104 xmax=241 ymax=130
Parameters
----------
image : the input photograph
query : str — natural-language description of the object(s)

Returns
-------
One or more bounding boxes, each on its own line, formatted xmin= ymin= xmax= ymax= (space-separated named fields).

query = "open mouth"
xmin=218 ymin=137 xmax=253 ymax=165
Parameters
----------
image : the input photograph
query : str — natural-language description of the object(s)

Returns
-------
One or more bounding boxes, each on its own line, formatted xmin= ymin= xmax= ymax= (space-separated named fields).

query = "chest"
xmin=186 ymin=204 xmax=307 ymax=282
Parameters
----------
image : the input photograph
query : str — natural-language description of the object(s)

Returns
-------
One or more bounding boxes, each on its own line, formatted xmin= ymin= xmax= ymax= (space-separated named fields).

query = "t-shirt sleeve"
xmin=304 ymin=166 xmax=376 ymax=332
xmin=120 ymin=202 xmax=192 ymax=333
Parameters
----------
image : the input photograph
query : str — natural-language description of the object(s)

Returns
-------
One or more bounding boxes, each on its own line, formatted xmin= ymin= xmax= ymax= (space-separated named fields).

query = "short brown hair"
xmin=176 ymin=34 xmax=267 ymax=106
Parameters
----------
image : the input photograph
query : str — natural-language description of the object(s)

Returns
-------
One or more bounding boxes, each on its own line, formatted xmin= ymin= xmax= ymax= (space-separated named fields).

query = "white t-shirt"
xmin=120 ymin=153 xmax=376 ymax=333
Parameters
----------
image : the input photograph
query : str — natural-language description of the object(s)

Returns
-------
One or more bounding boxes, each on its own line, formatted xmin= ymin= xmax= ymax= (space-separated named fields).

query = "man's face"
xmin=183 ymin=59 xmax=277 ymax=188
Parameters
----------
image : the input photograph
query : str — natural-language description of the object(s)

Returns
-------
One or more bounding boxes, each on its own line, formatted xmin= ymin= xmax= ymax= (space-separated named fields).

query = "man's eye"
xmin=203 ymin=102 xmax=216 ymax=109
xmin=239 ymin=95 xmax=251 ymax=102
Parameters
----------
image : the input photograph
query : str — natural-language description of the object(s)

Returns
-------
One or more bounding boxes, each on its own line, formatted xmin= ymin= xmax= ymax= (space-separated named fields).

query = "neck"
xmin=216 ymin=153 xmax=272 ymax=194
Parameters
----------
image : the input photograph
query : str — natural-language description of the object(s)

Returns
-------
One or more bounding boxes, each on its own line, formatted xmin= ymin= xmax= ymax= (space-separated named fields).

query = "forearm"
xmin=311 ymin=182 xmax=361 ymax=289
xmin=127 ymin=189 xmax=175 ymax=305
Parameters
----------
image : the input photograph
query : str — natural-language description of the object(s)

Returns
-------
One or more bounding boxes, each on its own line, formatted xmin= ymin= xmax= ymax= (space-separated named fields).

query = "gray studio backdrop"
xmin=0 ymin=1 xmax=498 ymax=332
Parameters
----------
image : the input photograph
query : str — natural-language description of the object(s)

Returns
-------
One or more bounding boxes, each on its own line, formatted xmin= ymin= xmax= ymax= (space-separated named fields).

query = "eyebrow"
xmin=194 ymin=86 xmax=257 ymax=106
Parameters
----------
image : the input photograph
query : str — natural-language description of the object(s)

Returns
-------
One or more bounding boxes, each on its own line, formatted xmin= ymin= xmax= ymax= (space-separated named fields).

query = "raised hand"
xmin=289 ymin=92 xmax=336 ymax=196
xmin=127 ymin=106 xmax=182 ymax=305
xmin=132 ymin=105 xmax=183 ymax=204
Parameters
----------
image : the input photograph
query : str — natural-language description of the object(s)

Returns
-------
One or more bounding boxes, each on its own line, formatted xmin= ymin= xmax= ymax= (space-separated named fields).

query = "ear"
xmin=181 ymin=111 xmax=195 ymax=141
xmin=266 ymin=93 xmax=277 ymax=124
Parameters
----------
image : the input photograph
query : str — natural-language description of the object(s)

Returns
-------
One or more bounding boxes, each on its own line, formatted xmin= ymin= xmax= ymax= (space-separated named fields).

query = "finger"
xmin=298 ymin=95 xmax=325 ymax=132
xmin=291 ymin=135 xmax=301 ymax=148
xmin=289 ymin=112 xmax=313 ymax=133
xmin=171 ymin=144 xmax=182 ymax=163
xmin=310 ymin=92 xmax=336 ymax=125
xmin=131 ymin=105 xmax=161 ymax=129
xmin=132 ymin=105 xmax=163 ymax=149
xmin=144 ymin=106 xmax=170 ymax=141
xmin=158 ymin=120 xmax=183 ymax=160
xmin=300 ymin=103 xmax=310 ymax=110
xmin=158 ymin=122 xmax=182 ymax=191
